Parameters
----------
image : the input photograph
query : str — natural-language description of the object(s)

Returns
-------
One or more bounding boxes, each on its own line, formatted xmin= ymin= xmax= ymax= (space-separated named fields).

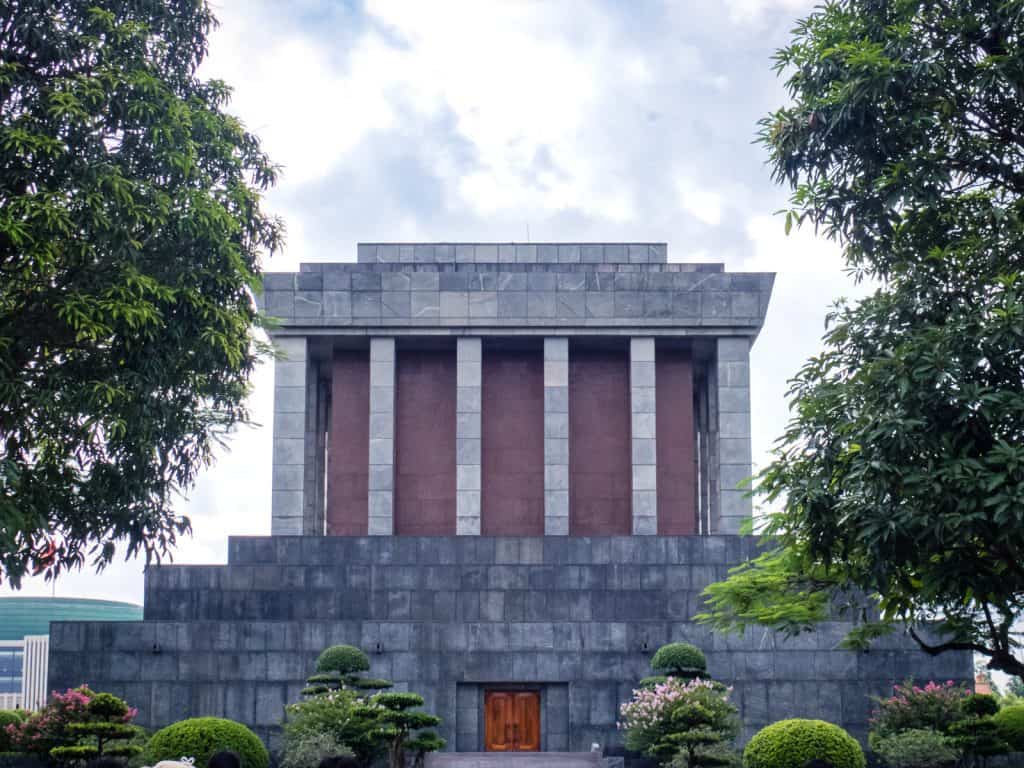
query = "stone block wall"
xmin=49 ymin=536 xmax=972 ymax=759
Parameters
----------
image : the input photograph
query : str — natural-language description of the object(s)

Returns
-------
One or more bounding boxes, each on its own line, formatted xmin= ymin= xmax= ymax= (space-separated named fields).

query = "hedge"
xmin=743 ymin=718 xmax=865 ymax=768
xmin=145 ymin=718 xmax=268 ymax=768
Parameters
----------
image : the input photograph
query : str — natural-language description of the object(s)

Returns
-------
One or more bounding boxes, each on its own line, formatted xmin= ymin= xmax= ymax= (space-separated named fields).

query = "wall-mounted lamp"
xmin=152 ymin=643 xmax=161 ymax=655
xmin=375 ymin=642 xmax=383 ymax=654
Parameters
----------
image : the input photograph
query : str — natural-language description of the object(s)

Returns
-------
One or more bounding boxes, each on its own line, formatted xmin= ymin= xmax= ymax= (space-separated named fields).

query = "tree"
xmin=1008 ymin=678 xmax=1024 ymax=699
xmin=356 ymin=693 xmax=443 ymax=768
xmin=302 ymin=645 xmax=392 ymax=696
xmin=619 ymin=678 xmax=739 ymax=767
xmin=0 ymin=0 xmax=282 ymax=585
xmin=49 ymin=691 xmax=143 ymax=764
xmin=697 ymin=0 xmax=1024 ymax=678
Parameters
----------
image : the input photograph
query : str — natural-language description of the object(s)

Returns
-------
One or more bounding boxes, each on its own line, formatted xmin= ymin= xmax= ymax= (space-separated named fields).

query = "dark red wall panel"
xmin=656 ymin=349 xmax=697 ymax=534
xmin=395 ymin=349 xmax=456 ymax=535
xmin=569 ymin=348 xmax=632 ymax=535
xmin=327 ymin=351 xmax=369 ymax=535
xmin=481 ymin=349 xmax=544 ymax=535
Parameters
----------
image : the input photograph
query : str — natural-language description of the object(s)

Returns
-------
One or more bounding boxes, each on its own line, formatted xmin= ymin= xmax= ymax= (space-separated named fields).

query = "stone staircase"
xmin=426 ymin=753 xmax=623 ymax=768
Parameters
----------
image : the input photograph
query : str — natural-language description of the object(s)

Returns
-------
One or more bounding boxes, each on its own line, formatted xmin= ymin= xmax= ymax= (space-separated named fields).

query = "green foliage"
xmin=697 ymin=0 xmax=1024 ymax=680
xmin=48 ymin=746 xmax=99 ymax=762
xmin=284 ymin=689 xmax=384 ymax=768
xmin=871 ymin=729 xmax=958 ymax=768
xmin=278 ymin=731 xmax=353 ymax=768
xmin=47 ymin=690 xmax=139 ymax=764
xmin=993 ymin=705 xmax=1024 ymax=751
xmin=962 ymin=694 xmax=1000 ymax=718
xmin=742 ymin=719 xmax=865 ymax=768
xmin=650 ymin=643 xmax=708 ymax=680
xmin=144 ymin=718 xmax=268 ymax=768
xmin=0 ymin=712 xmax=22 ymax=753
xmin=1007 ymin=678 xmax=1024 ymax=699
xmin=285 ymin=686 xmax=443 ymax=768
xmin=672 ymin=743 xmax=740 ymax=768
xmin=405 ymin=731 xmax=445 ymax=768
xmin=0 ymin=0 xmax=282 ymax=585
xmin=347 ymin=678 xmax=393 ymax=691
xmin=947 ymin=715 xmax=1008 ymax=761
xmin=868 ymin=681 xmax=969 ymax=747
xmin=362 ymin=692 xmax=443 ymax=768
xmin=87 ymin=694 xmax=129 ymax=720
xmin=316 ymin=646 xmax=370 ymax=677
xmin=620 ymin=678 xmax=738 ymax=767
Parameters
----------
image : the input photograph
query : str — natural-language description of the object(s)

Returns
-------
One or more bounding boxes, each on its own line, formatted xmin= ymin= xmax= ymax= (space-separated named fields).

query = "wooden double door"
xmin=484 ymin=691 xmax=540 ymax=752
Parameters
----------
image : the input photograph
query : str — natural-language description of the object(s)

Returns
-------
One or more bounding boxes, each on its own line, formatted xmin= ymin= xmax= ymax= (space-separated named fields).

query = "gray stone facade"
xmin=50 ymin=536 xmax=972 ymax=758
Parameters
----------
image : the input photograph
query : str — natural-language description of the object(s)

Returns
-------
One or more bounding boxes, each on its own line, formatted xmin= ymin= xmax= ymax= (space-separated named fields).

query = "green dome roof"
xmin=0 ymin=597 xmax=142 ymax=640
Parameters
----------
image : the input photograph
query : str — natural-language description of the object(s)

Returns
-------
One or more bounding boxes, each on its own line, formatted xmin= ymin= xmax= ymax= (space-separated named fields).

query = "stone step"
xmin=425 ymin=752 xmax=605 ymax=768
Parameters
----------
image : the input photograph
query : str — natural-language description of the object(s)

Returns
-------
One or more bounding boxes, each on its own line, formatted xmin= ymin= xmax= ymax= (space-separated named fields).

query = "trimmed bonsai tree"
xmin=303 ymin=645 xmax=392 ymax=695
xmin=50 ymin=692 xmax=141 ymax=764
xmin=355 ymin=692 xmax=444 ymax=768
xmin=650 ymin=642 xmax=708 ymax=681
xmin=620 ymin=677 xmax=738 ymax=767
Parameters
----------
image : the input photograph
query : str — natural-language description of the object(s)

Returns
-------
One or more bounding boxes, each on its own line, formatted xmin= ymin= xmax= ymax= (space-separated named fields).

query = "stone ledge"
xmin=356 ymin=243 xmax=668 ymax=265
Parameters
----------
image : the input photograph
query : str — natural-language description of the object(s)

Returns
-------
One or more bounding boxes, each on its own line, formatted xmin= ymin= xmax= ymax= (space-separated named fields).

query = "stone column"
xmin=271 ymin=336 xmax=308 ymax=535
xmin=368 ymin=337 xmax=396 ymax=535
xmin=456 ymin=337 xmax=482 ymax=535
xmin=544 ymin=337 xmax=570 ymax=535
xmin=716 ymin=337 xmax=753 ymax=533
xmin=630 ymin=337 xmax=657 ymax=535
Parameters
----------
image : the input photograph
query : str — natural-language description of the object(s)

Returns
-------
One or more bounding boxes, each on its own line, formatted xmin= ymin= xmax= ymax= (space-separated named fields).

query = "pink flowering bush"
xmin=5 ymin=685 xmax=139 ymax=758
xmin=619 ymin=677 xmax=738 ymax=767
xmin=868 ymin=680 xmax=969 ymax=749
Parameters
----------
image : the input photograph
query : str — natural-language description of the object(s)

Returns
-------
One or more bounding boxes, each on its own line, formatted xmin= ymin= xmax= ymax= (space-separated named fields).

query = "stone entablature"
xmin=261 ymin=259 xmax=772 ymax=330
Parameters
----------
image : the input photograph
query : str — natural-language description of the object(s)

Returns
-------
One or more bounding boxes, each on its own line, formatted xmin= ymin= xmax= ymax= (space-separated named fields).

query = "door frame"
xmin=483 ymin=686 xmax=542 ymax=752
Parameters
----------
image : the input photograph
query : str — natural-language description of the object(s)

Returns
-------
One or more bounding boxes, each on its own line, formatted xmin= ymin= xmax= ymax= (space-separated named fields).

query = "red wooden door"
xmin=484 ymin=691 xmax=540 ymax=752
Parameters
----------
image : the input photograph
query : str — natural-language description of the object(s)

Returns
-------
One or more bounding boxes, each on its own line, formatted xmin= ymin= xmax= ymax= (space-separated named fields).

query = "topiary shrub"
xmin=962 ymin=693 xmax=999 ymax=718
xmin=994 ymin=704 xmax=1024 ymax=752
xmin=50 ymin=691 xmax=142 ymax=764
xmin=315 ymin=646 xmax=370 ymax=676
xmin=650 ymin=642 xmax=707 ymax=679
xmin=145 ymin=718 xmax=268 ymax=768
xmin=872 ymin=728 xmax=958 ymax=768
xmin=0 ymin=711 xmax=23 ymax=753
xmin=279 ymin=731 xmax=353 ymax=768
xmin=743 ymin=719 xmax=865 ymax=768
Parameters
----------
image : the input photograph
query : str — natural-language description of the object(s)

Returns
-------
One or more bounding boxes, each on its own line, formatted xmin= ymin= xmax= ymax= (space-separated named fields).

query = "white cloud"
xmin=676 ymin=176 xmax=723 ymax=226
xmin=723 ymin=0 xmax=816 ymax=23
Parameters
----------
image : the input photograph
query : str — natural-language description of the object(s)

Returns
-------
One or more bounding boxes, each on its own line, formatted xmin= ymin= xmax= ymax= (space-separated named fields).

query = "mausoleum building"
xmin=49 ymin=243 xmax=972 ymax=759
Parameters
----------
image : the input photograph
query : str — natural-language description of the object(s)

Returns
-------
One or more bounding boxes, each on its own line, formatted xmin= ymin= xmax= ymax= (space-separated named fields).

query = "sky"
xmin=3 ymin=0 xmax=868 ymax=606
